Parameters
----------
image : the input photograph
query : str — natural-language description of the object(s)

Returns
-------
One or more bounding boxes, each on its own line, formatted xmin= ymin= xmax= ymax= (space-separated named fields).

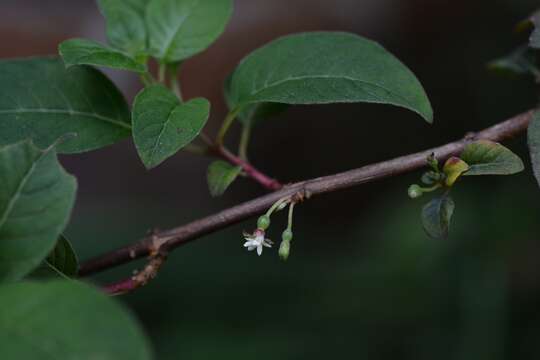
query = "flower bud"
xmin=408 ymin=184 xmax=423 ymax=199
xmin=282 ymin=229 xmax=293 ymax=242
xmin=257 ymin=215 xmax=271 ymax=230
xmin=279 ymin=240 xmax=291 ymax=261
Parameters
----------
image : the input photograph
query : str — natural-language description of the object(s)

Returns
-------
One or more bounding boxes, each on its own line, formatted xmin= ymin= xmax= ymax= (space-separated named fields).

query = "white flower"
xmin=243 ymin=229 xmax=273 ymax=256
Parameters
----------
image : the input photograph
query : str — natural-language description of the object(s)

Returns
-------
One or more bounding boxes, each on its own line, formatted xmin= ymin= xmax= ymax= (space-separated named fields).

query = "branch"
xmin=80 ymin=109 xmax=533 ymax=279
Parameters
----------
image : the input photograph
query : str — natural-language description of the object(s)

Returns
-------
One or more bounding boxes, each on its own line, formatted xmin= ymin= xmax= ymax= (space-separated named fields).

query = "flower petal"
xmin=257 ymin=245 xmax=263 ymax=256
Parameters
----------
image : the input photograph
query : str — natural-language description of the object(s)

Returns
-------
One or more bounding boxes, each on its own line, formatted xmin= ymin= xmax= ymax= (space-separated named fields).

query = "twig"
xmin=79 ymin=109 xmax=534 ymax=279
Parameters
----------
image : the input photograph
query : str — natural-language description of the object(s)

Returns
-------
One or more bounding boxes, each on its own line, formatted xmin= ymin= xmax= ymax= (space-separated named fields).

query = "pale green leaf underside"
xmin=0 ymin=58 xmax=131 ymax=153
xmin=421 ymin=196 xmax=455 ymax=239
xmin=0 ymin=141 xmax=77 ymax=282
xmin=0 ymin=281 xmax=152 ymax=359
xmin=460 ymin=140 xmax=524 ymax=176
xmin=146 ymin=0 xmax=233 ymax=63
xmin=527 ymin=111 xmax=540 ymax=187
xmin=59 ymin=38 xmax=147 ymax=73
xmin=207 ymin=161 xmax=242 ymax=197
xmin=228 ymin=32 xmax=433 ymax=123
xmin=133 ymin=85 xmax=210 ymax=169
xmin=98 ymin=0 xmax=150 ymax=55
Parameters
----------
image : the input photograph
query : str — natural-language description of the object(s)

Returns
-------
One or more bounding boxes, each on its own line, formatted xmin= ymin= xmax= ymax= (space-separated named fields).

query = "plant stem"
xmin=287 ymin=202 xmax=295 ymax=230
xmin=239 ymin=123 xmax=252 ymax=160
xmin=78 ymin=109 xmax=534 ymax=279
xmin=169 ymin=63 xmax=183 ymax=101
xmin=216 ymin=109 xmax=241 ymax=146
xmin=158 ymin=63 xmax=166 ymax=83
xmin=216 ymin=146 xmax=282 ymax=191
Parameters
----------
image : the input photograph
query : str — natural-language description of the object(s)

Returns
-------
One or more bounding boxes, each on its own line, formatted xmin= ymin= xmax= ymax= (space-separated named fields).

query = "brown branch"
xmin=80 ymin=109 xmax=534 ymax=279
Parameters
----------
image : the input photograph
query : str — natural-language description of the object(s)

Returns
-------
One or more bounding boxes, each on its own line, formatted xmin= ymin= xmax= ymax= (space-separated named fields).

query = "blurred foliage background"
xmin=2 ymin=0 xmax=540 ymax=358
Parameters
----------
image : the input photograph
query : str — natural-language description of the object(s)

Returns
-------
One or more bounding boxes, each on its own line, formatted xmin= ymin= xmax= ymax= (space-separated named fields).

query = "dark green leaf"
xmin=227 ymin=32 xmax=433 ymax=123
xmin=98 ymin=0 xmax=150 ymax=55
xmin=133 ymin=85 xmax=210 ymax=169
xmin=59 ymin=38 xmax=147 ymax=73
xmin=527 ymin=110 xmax=540 ymax=188
xmin=146 ymin=0 xmax=233 ymax=63
xmin=0 ymin=141 xmax=77 ymax=282
xmin=0 ymin=58 xmax=131 ymax=153
xmin=488 ymin=45 xmax=539 ymax=78
xmin=0 ymin=281 xmax=152 ymax=359
xmin=46 ymin=235 xmax=78 ymax=277
xmin=421 ymin=196 xmax=455 ymax=239
xmin=224 ymin=74 xmax=288 ymax=126
xmin=460 ymin=140 xmax=524 ymax=176
xmin=207 ymin=161 xmax=242 ymax=197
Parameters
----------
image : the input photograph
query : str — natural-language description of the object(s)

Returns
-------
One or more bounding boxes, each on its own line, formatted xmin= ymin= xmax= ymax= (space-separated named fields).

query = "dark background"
xmin=2 ymin=0 xmax=540 ymax=358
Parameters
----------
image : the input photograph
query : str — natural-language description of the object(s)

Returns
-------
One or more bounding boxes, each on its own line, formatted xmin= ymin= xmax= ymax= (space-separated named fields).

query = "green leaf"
xmin=0 ymin=57 xmax=131 ymax=153
xmin=227 ymin=32 xmax=433 ymax=123
xmin=146 ymin=0 xmax=233 ymax=63
xmin=0 ymin=280 xmax=153 ymax=359
xmin=460 ymin=140 xmax=524 ymax=176
xmin=421 ymin=195 xmax=455 ymax=239
xmin=527 ymin=110 xmax=540 ymax=188
xmin=98 ymin=0 xmax=150 ymax=55
xmin=46 ymin=235 xmax=79 ymax=277
xmin=59 ymin=38 xmax=147 ymax=73
xmin=442 ymin=156 xmax=470 ymax=187
xmin=488 ymin=45 xmax=539 ymax=78
xmin=224 ymin=74 xmax=288 ymax=126
xmin=0 ymin=141 xmax=77 ymax=282
xmin=207 ymin=161 xmax=242 ymax=197
xmin=29 ymin=235 xmax=79 ymax=279
xmin=133 ymin=85 xmax=210 ymax=169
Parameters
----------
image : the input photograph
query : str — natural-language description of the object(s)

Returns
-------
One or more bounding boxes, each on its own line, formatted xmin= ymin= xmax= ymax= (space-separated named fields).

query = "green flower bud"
xmin=279 ymin=240 xmax=291 ymax=261
xmin=408 ymin=184 xmax=423 ymax=199
xmin=257 ymin=215 xmax=271 ymax=230
xmin=282 ymin=229 xmax=293 ymax=242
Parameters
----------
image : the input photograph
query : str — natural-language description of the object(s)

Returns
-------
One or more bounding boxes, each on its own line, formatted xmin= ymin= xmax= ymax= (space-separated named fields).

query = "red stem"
xmin=103 ymin=278 xmax=138 ymax=296
xmin=217 ymin=146 xmax=283 ymax=191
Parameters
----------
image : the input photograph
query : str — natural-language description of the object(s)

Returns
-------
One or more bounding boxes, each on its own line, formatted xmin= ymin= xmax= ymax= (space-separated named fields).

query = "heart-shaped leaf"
xmin=146 ymin=0 xmax=233 ymax=63
xmin=460 ymin=140 xmax=524 ymax=176
xmin=207 ymin=161 xmax=242 ymax=197
xmin=98 ymin=0 xmax=150 ymax=55
xmin=226 ymin=32 xmax=433 ymax=124
xmin=0 ymin=58 xmax=131 ymax=153
xmin=59 ymin=38 xmax=147 ymax=73
xmin=0 ymin=281 xmax=152 ymax=359
xmin=0 ymin=141 xmax=77 ymax=282
xmin=527 ymin=110 xmax=540 ymax=188
xmin=133 ymin=85 xmax=210 ymax=169
xmin=421 ymin=195 xmax=455 ymax=239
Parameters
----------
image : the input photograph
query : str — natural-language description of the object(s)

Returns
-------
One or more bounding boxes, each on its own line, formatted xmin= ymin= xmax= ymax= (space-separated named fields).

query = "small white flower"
xmin=243 ymin=229 xmax=273 ymax=256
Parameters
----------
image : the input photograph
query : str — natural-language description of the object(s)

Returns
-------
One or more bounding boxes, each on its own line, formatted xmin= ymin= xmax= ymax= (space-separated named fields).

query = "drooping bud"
xmin=408 ymin=184 xmax=423 ymax=199
xmin=279 ymin=240 xmax=291 ymax=261
xmin=257 ymin=215 xmax=271 ymax=230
